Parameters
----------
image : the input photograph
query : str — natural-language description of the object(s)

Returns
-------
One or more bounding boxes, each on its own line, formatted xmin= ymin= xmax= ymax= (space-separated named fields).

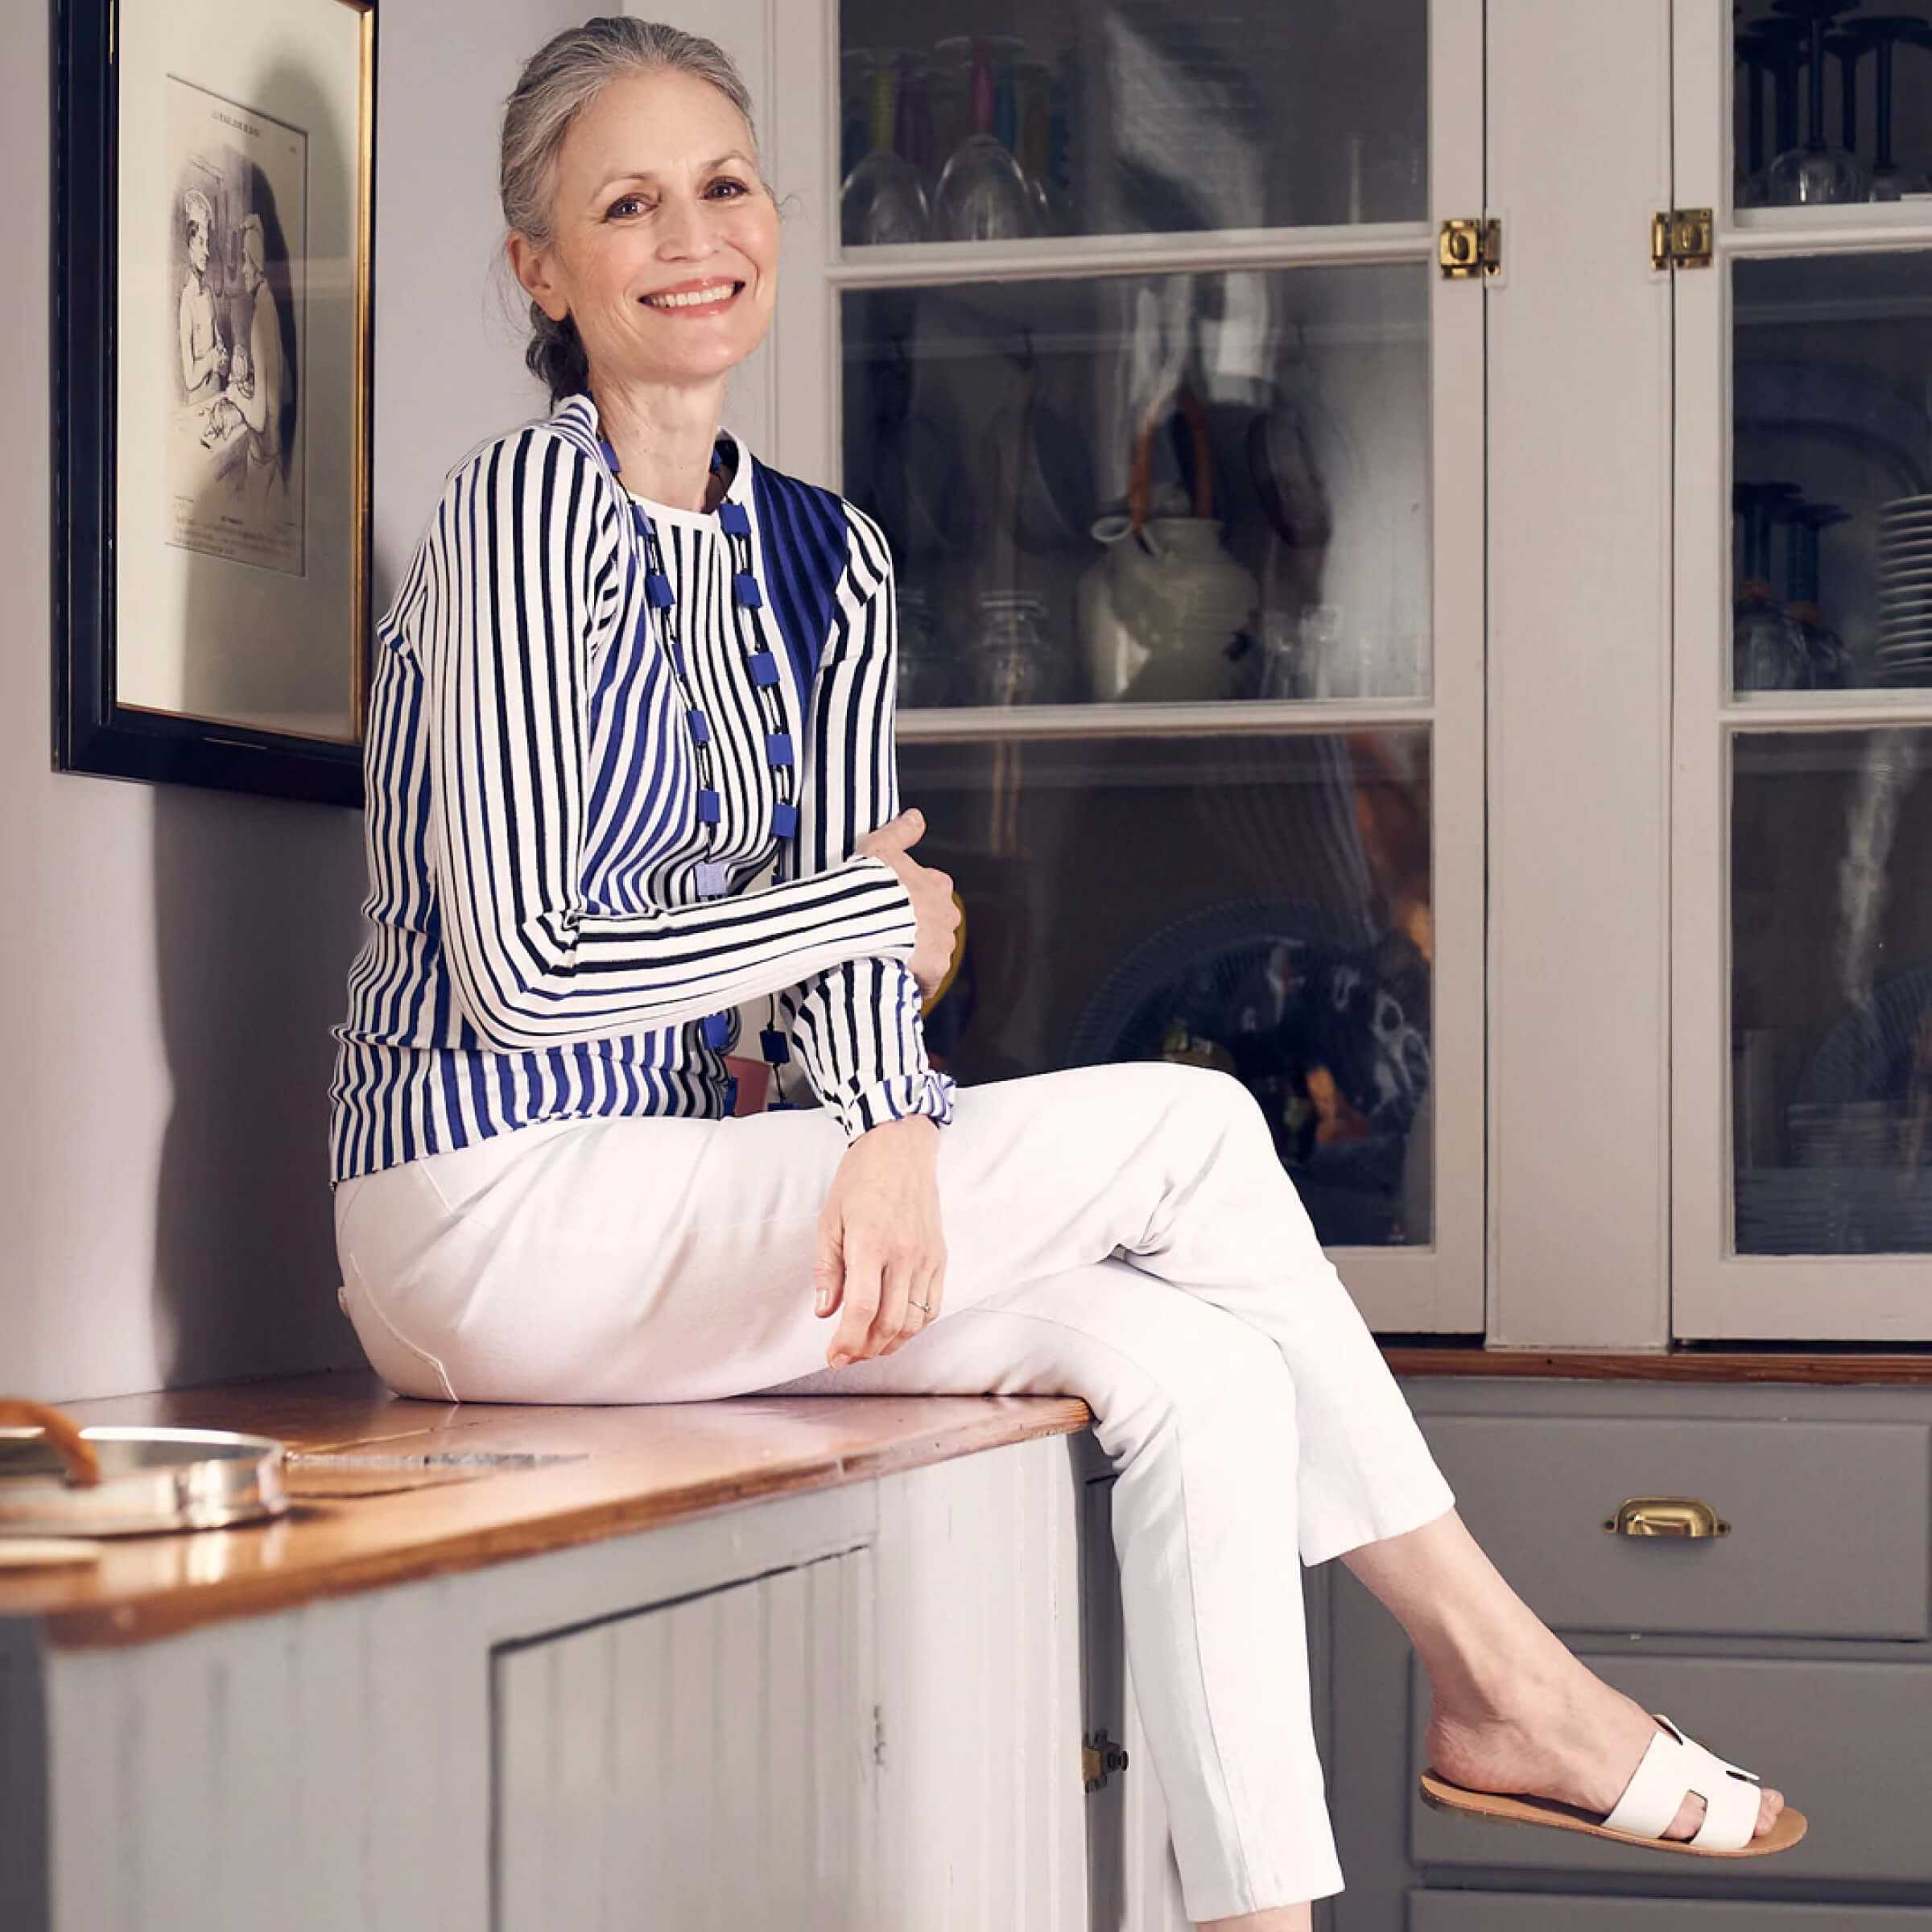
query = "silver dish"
xmin=0 ymin=1425 xmax=289 ymax=1536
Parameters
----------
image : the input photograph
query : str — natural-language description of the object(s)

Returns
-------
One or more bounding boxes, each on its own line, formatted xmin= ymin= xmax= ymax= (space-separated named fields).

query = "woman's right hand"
xmin=854 ymin=808 xmax=960 ymax=999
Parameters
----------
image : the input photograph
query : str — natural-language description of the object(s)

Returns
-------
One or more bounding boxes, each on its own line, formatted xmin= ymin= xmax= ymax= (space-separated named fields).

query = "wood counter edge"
xmin=27 ymin=1397 xmax=1092 ymax=1650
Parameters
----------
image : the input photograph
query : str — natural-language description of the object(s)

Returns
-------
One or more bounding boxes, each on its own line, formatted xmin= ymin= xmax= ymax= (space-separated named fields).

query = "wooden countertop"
xmin=0 ymin=1374 xmax=1090 ymax=1649
xmin=7 ymin=1344 xmax=1931 ymax=1648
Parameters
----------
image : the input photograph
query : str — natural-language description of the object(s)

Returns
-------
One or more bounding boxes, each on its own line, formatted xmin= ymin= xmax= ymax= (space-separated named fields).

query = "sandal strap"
xmin=1601 ymin=1711 xmax=1762 ymax=1850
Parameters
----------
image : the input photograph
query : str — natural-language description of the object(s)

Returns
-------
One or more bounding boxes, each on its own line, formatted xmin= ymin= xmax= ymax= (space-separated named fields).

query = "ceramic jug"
xmin=1078 ymin=382 xmax=1257 ymax=704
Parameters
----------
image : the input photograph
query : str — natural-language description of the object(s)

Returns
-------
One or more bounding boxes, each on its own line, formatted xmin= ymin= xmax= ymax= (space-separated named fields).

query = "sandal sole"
xmin=1418 ymin=1770 xmax=1808 ymax=1856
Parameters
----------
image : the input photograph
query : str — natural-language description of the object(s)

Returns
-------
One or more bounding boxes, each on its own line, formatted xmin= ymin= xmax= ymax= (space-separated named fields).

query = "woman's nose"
xmin=655 ymin=193 xmax=719 ymax=259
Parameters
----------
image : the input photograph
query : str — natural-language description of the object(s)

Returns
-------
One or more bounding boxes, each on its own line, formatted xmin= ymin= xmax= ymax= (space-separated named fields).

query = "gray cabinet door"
xmin=493 ymin=1548 xmax=873 ymax=1932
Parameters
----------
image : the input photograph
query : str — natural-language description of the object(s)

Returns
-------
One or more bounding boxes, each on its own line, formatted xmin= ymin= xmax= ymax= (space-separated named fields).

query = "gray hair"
xmin=501 ymin=17 xmax=772 ymax=403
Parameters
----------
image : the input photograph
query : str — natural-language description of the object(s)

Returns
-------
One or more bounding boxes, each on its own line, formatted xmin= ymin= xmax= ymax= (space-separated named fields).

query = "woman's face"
xmin=516 ymin=66 xmax=779 ymax=395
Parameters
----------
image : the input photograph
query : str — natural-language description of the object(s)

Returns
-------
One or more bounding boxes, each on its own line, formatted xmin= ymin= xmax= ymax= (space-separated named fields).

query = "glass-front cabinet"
xmin=772 ymin=0 xmax=1488 ymax=1331
xmin=1672 ymin=0 xmax=1932 ymax=1339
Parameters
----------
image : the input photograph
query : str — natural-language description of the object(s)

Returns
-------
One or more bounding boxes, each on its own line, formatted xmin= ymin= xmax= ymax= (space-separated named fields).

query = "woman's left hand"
xmin=815 ymin=1116 xmax=946 ymax=1368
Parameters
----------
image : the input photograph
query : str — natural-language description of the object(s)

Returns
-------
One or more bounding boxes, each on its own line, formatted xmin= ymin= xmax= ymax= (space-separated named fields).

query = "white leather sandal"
xmin=1418 ymin=1710 xmax=1808 ymax=1856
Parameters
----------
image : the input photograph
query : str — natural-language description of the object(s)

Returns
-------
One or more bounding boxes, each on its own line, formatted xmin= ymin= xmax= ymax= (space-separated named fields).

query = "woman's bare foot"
xmin=1422 ymin=1652 xmax=1788 ymax=1843
xmin=1342 ymin=1508 xmax=1787 ymax=1844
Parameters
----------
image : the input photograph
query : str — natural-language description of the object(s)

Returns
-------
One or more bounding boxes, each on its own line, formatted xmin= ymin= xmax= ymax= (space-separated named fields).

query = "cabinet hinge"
xmin=1083 ymin=1726 xmax=1129 ymax=1793
xmin=1651 ymin=207 xmax=1713 ymax=270
xmin=873 ymin=1701 xmax=886 ymax=1768
xmin=1437 ymin=215 xmax=1501 ymax=279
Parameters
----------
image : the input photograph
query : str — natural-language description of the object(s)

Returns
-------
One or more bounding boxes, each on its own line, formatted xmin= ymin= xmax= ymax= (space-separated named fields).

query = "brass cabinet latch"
xmin=1652 ymin=208 xmax=1714 ymax=270
xmin=1083 ymin=1727 xmax=1130 ymax=1792
xmin=1604 ymin=1496 xmax=1732 ymax=1538
xmin=1439 ymin=216 xmax=1502 ymax=279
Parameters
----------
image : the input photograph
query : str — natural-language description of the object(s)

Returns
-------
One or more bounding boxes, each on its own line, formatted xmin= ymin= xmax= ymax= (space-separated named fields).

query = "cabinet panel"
xmin=1423 ymin=1414 xmax=1932 ymax=1639
xmin=493 ymin=1550 xmax=873 ymax=1932
xmin=1407 ymin=1652 xmax=1932 ymax=1883
xmin=1413 ymin=1893 xmax=1932 ymax=1931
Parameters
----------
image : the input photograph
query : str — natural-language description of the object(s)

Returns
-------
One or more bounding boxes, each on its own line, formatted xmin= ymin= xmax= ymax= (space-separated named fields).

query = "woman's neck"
xmin=591 ymin=378 xmax=729 ymax=512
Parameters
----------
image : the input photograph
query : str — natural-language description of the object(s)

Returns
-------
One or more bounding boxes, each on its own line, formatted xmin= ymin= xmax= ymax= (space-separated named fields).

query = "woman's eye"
xmin=709 ymin=178 xmax=747 ymax=197
xmin=605 ymin=195 xmax=646 ymax=221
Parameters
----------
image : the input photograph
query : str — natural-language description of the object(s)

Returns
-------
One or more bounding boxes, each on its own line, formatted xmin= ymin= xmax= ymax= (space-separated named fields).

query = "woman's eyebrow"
xmin=596 ymin=151 xmax=754 ymax=192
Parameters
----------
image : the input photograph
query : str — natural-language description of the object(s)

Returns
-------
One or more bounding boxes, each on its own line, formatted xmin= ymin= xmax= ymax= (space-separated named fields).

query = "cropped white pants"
xmin=330 ymin=1059 xmax=1456 ymax=1921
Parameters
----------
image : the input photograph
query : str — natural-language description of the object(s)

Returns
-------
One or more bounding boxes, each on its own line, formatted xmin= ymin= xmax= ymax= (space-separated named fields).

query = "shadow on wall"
xmin=149 ymin=54 xmax=369 ymax=1388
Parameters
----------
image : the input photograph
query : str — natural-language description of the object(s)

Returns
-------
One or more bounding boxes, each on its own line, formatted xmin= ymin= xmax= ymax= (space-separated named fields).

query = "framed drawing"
xmin=54 ymin=0 xmax=377 ymax=807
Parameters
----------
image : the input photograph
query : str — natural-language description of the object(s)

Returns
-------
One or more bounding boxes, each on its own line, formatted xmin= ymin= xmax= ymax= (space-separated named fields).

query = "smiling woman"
xmin=497 ymin=30 xmax=778 ymax=502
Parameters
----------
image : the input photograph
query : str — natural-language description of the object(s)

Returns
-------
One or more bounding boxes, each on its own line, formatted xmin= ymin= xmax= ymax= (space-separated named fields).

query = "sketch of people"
xmin=228 ymin=212 xmax=286 ymax=503
xmin=176 ymin=188 xmax=228 ymax=399
xmin=166 ymin=78 xmax=306 ymax=575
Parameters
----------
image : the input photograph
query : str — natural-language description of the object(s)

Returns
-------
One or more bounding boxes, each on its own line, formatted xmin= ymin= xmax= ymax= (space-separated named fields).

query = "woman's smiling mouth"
xmin=640 ymin=279 xmax=745 ymax=314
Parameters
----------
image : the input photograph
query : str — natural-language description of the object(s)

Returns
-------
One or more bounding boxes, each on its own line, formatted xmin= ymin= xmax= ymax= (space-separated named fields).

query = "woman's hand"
xmin=854 ymin=809 xmax=960 ymax=999
xmin=814 ymin=1116 xmax=946 ymax=1368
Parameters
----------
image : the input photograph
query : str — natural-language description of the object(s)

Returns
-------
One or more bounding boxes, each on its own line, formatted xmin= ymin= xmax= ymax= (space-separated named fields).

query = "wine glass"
xmin=1845 ymin=17 xmax=1932 ymax=199
xmin=931 ymin=36 xmax=1039 ymax=242
xmin=1765 ymin=0 xmax=1872 ymax=204
xmin=840 ymin=52 xmax=931 ymax=247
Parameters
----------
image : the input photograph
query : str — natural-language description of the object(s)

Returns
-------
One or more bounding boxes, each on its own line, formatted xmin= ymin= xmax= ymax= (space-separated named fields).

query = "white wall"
xmin=1 ymin=0 xmax=573 ymax=1401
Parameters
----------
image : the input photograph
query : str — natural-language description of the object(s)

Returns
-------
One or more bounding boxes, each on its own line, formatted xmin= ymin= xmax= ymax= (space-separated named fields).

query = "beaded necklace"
xmin=598 ymin=428 xmax=799 ymax=1112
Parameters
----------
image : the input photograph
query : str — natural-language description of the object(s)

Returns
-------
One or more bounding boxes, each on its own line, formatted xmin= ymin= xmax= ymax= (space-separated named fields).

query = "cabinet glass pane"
xmin=836 ymin=1 xmax=1426 ymax=245
xmin=1732 ymin=251 xmax=1932 ymax=697
xmin=1732 ymin=729 xmax=1932 ymax=1255
xmin=843 ymin=265 xmax=1431 ymax=707
xmin=1732 ymin=1 xmax=1932 ymax=207
xmin=905 ymin=730 xmax=1435 ymax=1246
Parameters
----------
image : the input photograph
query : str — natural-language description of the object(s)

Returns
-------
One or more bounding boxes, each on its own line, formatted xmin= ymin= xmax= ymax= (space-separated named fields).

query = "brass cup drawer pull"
xmin=1604 ymin=1496 xmax=1732 ymax=1538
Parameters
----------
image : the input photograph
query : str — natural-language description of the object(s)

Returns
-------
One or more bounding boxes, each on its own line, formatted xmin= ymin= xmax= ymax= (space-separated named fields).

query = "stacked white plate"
xmin=1878 ymin=495 xmax=1932 ymax=686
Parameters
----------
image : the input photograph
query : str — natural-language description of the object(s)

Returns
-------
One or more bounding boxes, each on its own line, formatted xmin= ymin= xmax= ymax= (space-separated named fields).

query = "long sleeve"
xmin=416 ymin=428 xmax=922 ymax=1053
xmin=774 ymin=503 xmax=958 ymax=1139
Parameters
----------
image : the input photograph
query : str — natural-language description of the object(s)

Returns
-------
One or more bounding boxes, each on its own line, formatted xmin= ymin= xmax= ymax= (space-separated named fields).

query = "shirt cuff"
xmin=832 ymin=1066 xmax=959 ymax=1143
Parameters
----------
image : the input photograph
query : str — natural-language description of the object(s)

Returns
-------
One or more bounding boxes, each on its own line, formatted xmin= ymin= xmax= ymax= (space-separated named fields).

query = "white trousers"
xmin=331 ymin=1060 xmax=1456 ymax=1921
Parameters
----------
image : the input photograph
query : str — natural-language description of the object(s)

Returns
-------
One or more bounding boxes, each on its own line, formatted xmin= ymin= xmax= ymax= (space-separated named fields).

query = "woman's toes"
xmin=1759 ymin=1787 xmax=1785 ymax=1835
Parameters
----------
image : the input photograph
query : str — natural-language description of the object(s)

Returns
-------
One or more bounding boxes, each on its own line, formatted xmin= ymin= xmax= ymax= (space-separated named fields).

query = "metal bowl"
xmin=0 ymin=1425 xmax=289 ymax=1536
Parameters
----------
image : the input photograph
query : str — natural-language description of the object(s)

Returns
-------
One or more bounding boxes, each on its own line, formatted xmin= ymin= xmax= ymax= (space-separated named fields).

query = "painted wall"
xmin=2 ymin=0 xmax=574 ymax=1401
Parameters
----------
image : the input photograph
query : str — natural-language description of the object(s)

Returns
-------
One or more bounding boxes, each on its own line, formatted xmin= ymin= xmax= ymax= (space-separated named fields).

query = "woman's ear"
xmin=506 ymin=230 xmax=568 ymax=322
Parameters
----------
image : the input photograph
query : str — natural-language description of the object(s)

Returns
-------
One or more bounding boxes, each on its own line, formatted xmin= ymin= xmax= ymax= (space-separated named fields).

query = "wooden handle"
xmin=1125 ymin=379 xmax=1215 ymax=531
xmin=0 ymin=1400 xmax=102 ymax=1487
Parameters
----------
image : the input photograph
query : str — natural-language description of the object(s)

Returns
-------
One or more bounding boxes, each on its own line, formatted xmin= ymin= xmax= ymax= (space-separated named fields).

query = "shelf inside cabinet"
xmin=898 ymin=698 xmax=1434 ymax=741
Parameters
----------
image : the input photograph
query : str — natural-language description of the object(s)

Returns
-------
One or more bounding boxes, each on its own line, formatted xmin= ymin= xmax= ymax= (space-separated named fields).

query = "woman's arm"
xmin=773 ymin=502 xmax=957 ymax=1141
xmin=417 ymin=427 xmax=923 ymax=1051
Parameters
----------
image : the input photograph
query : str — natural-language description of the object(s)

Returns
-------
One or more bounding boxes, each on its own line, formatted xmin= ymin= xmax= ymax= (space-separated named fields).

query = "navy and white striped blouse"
xmin=328 ymin=391 xmax=957 ymax=1185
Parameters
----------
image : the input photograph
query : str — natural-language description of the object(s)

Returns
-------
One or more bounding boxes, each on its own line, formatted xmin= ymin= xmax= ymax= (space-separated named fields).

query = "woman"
xmin=326 ymin=20 xmax=1794 ymax=1927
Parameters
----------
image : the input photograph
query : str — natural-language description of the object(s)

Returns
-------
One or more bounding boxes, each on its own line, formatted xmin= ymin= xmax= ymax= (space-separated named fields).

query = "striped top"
xmin=328 ymin=391 xmax=957 ymax=1185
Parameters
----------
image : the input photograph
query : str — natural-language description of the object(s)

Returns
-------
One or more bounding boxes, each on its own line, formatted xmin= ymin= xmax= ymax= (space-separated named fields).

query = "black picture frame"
xmin=52 ymin=0 xmax=377 ymax=809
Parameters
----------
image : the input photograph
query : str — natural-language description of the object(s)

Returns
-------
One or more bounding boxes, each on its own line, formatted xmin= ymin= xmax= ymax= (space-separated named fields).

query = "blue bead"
xmin=748 ymin=650 xmax=779 ymax=687
xmin=701 ymin=1011 xmax=732 ymax=1050
xmin=770 ymin=799 xmax=799 ymax=838
xmin=759 ymin=1027 xmax=791 ymax=1066
xmin=718 ymin=501 xmax=750 ymax=536
xmin=646 ymin=571 xmax=673 ymax=609
xmin=721 ymin=1075 xmax=741 ymax=1113
xmin=765 ymin=732 xmax=794 ymax=768
xmin=697 ymin=788 xmax=720 ymax=824
xmin=695 ymin=861 xmax=729 ymax=898
xmin=733 ymin=571 xmax=763 ymax=609
xmin=687 ymin=707 xmax=711 ymax=745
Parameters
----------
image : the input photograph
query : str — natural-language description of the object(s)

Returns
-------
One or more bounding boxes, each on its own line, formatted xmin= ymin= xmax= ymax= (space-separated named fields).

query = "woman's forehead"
xmin=561 ymin=68 xmax=750 ymax=184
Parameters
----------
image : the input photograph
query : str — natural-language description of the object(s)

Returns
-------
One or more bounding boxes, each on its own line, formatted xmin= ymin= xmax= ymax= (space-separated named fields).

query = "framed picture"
xmin=54 ymin=0 xmax=377 ymax=807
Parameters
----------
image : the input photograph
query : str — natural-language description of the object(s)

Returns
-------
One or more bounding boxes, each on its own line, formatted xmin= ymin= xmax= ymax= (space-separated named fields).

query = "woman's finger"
xmin=828 ymin=1237 xmax=885 ymax=1368
xmin=865 ymin=1253 xmax=914 ymax=1360
xmin=812 ymin=1216 xmax=844 ymax=1321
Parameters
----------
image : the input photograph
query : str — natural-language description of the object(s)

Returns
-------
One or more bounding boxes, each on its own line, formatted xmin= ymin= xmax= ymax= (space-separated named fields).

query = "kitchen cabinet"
xmin=1328 ymin=1376 xmax=1932 ymax=1932
xmin=664 ymin=0 xmax=1932 ymax=1349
